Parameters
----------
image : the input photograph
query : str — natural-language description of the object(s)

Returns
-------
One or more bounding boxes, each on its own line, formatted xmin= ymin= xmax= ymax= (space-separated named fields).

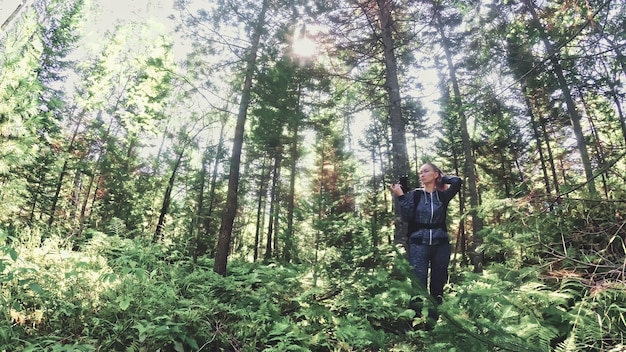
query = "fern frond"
xmin=554 ymin=335 xmax=579 ymax=352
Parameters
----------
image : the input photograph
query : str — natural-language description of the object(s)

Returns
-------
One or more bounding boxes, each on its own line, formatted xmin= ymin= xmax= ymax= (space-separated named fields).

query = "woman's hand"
xmin=390 ymin=183 xmax=404 ymax=196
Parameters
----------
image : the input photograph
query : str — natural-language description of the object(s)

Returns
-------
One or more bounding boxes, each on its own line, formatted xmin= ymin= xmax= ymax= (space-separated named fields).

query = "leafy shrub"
xmin=1 ymin=228 xmax=114 ymax=349
xmin=3 ymin=222 xmax=624 ymax=351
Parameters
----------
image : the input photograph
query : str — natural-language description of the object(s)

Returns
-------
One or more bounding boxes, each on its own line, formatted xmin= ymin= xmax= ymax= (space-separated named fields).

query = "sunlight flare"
xmin=292 ymin=35 xmax=316 ymax=58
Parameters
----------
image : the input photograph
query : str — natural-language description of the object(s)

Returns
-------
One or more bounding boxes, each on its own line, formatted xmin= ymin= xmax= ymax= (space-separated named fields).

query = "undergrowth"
xmin=1 ymin=198 xmax=625 ymax=351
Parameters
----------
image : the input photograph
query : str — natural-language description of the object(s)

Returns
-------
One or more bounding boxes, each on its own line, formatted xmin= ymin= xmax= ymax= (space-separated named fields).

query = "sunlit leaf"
xmin=119 ymin=296 xmax=132 ymax=310
xmin=28 ymin=283 xmax=43 ymax=294
xmin=9 ymin=248 xmax=18 ymax=261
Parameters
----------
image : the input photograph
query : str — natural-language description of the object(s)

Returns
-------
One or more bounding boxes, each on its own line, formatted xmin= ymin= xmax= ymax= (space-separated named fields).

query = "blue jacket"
xmin=397 ymin=176 xmax=462 ymax=245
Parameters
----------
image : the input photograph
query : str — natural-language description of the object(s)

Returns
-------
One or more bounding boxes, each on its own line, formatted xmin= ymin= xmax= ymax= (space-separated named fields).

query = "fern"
xmin=554 ymin=335 xmax=579 ymax=352
xmin=4 ymin=221 xmax=623 ymax=352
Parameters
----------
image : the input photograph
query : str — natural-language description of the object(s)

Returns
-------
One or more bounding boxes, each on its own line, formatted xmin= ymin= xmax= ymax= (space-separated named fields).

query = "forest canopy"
xmin=1 ymin=0 xmax=625 ymax=350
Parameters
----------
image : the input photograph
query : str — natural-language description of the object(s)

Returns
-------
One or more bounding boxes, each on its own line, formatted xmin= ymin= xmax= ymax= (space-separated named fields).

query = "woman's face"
xmin=419 ymin=164 xmax=438 ymax=185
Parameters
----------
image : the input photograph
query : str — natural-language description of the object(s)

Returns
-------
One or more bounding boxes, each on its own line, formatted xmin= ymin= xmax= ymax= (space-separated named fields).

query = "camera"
xmin=398 ymin=174 xmax=409 ymax=193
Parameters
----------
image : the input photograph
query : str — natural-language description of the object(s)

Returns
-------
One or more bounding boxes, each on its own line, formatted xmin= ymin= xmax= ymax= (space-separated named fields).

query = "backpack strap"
xmin=413 ymin=188 xmax=421 ymax=214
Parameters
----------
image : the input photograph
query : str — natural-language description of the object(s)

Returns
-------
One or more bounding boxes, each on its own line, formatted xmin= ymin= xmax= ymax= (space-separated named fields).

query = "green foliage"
xmin=2 ymin=223 xmax=625 ymax=351
xmin=438 ymin=266 xmax=568 ymax=351
xmin=470 ymin=196 xmax=626 ymax=351
xmin=0 ymin=228 xmax=113 ymax=350
xmin=0 ymin=9 xmax=47 ymax=225
xmin=1 ymin=227 xmax=410 ymax=350
xmin=2 ymin=0 xmax=625 ymax=350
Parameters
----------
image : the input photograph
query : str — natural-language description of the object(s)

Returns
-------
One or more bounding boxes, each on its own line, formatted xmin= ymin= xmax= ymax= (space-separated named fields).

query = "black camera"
xmin=398 ymin=174 xmax=409 ymax=193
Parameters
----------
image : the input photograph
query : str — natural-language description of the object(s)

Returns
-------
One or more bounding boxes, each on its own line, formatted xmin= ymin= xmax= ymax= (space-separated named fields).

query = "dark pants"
xmin=408 ymin=242 xmax=450 ymax=320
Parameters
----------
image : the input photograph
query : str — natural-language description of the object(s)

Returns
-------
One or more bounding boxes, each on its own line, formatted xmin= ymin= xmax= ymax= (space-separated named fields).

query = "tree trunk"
xmin=265 ymin=147 xmax=282 ymax=261
xmin=451 ymin=151 xmax=467 ymax=267
xmin=370 ymin=148 xmax=380 ymax=247
xmin=49 ymin=112 xmax=83 ymax=226
xmin=380 ymin=132 xmax=392 ymax=244
xmin=498 ymin=151 xmax=511 ymax=198
xmin=434 ymin=9 xmax=484 ymax=273
xmin=523 ymin=83 xmax=552 ymax=196
xmin=154 ymin=149 xmax=184 ymax=242
xmin=580 ymin=93 xmax=609 ymax=198
xmin=540 ymin=107 xmax=561 ymax=195
xmin=77 ymin=112 xmax=112 ymax=235
xmin=48 ymin=160 xmax=68 ymax=226
xmin=376 ymin=0 xmax=409 ymax=176
xmin=285 ymin=117 xmax=299 ymax=262
xmin=375 ymin=0 xmax=409 ymax=246
xmin=271 ymin=156 xmax=281 ymax=256
xmin=194 ymin=118 xmax=228 ymax=261
xmin=524 ymin=0 xmax=597 ymax=196
xmin=253 ymin=155 xmax=269 ymax=262
xmin=192 ymin=153 xmax=208 ymax=263
xmin=214 ymin=0 xmax=268 ymax=276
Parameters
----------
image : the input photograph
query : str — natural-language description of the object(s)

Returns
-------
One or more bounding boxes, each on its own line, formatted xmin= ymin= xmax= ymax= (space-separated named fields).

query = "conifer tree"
xmin=324 ymin=0 xmax=418 ymax=245
xmin=429 ymin=1 xmax=484 ymax=272
xmin=213 ymin=0 xmax=269 ymax=275
xmin=0 ymin=0 xmax=84 ymax=225
xmin=522 ymin=0 xmax=597 ymax=196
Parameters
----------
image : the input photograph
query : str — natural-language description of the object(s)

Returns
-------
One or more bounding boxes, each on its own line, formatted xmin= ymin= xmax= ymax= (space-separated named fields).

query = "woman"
xmin=390 ymin=163 xmax=462 ymax=325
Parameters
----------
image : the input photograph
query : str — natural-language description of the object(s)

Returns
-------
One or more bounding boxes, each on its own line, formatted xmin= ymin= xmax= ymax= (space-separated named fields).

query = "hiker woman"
xmin=390 ymin=162 xmax=462 ymax=325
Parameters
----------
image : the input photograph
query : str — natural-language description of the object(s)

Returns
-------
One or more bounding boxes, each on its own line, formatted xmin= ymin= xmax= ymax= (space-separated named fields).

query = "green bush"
xmin=2 ymin=223 xmax=624 ymax=351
